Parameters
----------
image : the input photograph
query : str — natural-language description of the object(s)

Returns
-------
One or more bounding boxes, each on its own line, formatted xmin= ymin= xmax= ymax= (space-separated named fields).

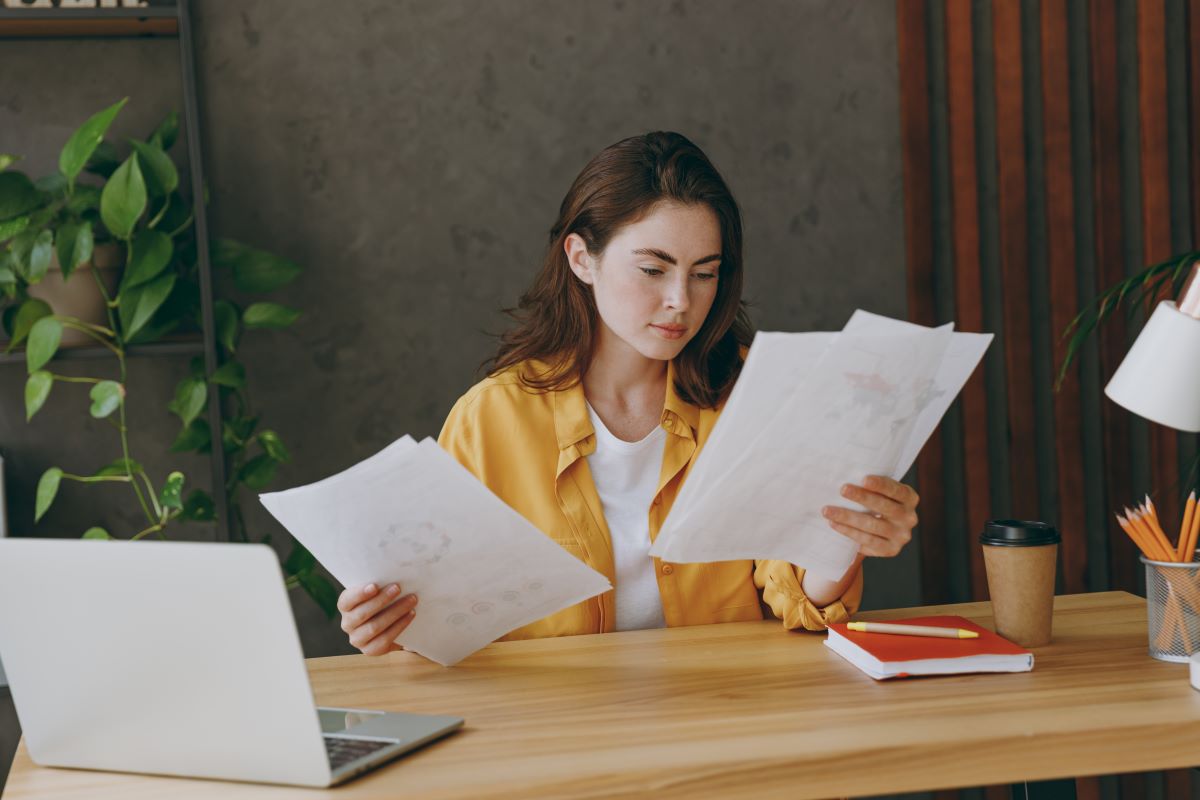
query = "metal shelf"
xmin=0 ymin=6 xmax=178 ymax=38
xmin=0 ymin=338 xmax=204 ymax=365
xmin=2 ymin=0 xmax=230 ymax=541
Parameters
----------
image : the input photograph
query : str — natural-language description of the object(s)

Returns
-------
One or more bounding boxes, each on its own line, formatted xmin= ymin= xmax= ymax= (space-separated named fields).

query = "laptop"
xmin=0 ymin=538 xmax=463 ymax=787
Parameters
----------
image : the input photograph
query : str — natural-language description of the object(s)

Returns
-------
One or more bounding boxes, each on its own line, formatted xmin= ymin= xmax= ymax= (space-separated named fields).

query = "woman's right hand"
xmin=338 ymin=583 xmax=419 ymax=656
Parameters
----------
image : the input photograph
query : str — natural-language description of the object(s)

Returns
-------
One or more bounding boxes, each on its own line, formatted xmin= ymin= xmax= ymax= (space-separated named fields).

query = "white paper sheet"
xmin=649 ymin=313 xmax=991 ymax=581
xmin=259 ymin=436 xmax=612 ymax=666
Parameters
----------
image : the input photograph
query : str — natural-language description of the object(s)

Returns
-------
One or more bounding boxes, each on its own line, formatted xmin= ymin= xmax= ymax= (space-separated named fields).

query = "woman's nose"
xmin=664 ymin=276 xmax=690 ymax=311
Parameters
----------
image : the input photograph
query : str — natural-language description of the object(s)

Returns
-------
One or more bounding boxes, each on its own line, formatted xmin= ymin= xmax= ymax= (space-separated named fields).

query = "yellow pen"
xmin=847 ymin=622 xmax=979 ymax=639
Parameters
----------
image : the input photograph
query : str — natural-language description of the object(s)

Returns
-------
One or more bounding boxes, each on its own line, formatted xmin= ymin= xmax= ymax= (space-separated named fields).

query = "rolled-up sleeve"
xmin=753 ymin=560 xmax=864 ymax=632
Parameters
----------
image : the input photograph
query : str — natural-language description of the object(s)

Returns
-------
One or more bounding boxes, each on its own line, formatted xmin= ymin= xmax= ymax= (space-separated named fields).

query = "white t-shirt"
xmin=585 ymin=403 xmax=668 ymax=632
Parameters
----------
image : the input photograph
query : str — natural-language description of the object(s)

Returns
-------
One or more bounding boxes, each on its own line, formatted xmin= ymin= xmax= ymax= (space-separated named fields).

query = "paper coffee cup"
xmin=980 ymin=520 xmax=1061 ymax=647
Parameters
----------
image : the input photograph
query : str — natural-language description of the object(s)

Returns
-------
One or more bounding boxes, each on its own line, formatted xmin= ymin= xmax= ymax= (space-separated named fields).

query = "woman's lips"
xmin=651 ymin=324 xmax=687 ymax=340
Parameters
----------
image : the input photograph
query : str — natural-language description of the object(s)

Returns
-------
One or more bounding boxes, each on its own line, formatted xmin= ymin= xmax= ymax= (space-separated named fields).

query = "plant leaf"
xmin=0 ymin=154 xmax=19 ymax=171
xmin=149 ymin=111 xmax=179 ymax=151
xmin=213 ymin=239 xmax=301 ymax=293
xmin=82 ymin=527 xmax=112 ymax=540
xmin=6 ymin=297 xmax=51 ymax=350
xmin=0 ymin=214 xmax=30 ymax=242
xmin=26 ymin=316 xmax=62 ymax=373
xmin=120 ymin=229 xmax=173 ymax=290
xmin=65 ymin=184 xmax=102 ymax=215
xmin=88 ymin=380 xmax=124 ymax=418
xmin=180 ymin=489 xmax=215 ymax=522
xmin=129 ymin=138 xmax=178 ymax=198
xmin=159 ymin=470 xmax=185 ymax=511
xmin=209 ymin=360 xmax=245 ymax=388
xmin=96 ymin=457 xmax=144 ymax=477
xmin=168 ymin=376 xmax=207 ymax=427
xmin=258 ymin=430 xmax=291 ymax=462
xmin=238 ymin=453 xmax=277 ymax=490
xmin=25 ymin=370 xmax=52 ymax=420
xmin=214 ymin=299 xmax=238 ymax=353
xmin=298 ymin=571 xmax=340 ymax=619
xmin=84 ymin=140 xmax=121 ymax=179
xmin=59 ymin=97 xmax=128 ymax=188
xmin=242 ymin=302 xmax=300 ymax=329
xmin=100 ymin=154 xmax=147 ymax=240
xmin=170 ymin=418 xmax=211 ymax=453
xmin=0 ymin=171 xmax=42 ymax=221
xmin=155 ymin=191 xmax=191 ymax=234
xmin=35 ymin=466 xmax=62 ymax=522
xmin=118 ymin=270 xmax=175 ymax=340
xmin=26 ymin=228 xmax=53 ymax=283
xmin=54 ymin=220 xmax=94 ymax=283
xmin=283 ymin=542 xmax=316 ymax=575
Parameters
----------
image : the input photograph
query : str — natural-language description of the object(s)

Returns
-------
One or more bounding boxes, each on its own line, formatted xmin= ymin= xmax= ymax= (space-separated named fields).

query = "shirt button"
xmin=661 ymin=563 xmax=674 ymax=575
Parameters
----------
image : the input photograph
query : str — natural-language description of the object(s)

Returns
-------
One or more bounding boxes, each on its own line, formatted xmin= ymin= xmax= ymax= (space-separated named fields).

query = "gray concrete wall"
xmin=0 ymin=0 xmax=910 ymax=658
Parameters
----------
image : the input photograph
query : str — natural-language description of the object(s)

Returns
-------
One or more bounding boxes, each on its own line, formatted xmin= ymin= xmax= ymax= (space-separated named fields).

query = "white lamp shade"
xmin=1105 ymin=300 xmax=1200 ymax=432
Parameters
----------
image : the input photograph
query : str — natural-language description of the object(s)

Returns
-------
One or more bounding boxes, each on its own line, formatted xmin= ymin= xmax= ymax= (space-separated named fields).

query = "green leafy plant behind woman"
xmin=0 ymin=98 xmax=338 ymax=616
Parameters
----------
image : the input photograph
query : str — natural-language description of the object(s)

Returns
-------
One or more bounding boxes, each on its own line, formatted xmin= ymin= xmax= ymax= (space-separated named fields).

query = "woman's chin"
xmin=634 ymin=338 xmax=690 ymax=362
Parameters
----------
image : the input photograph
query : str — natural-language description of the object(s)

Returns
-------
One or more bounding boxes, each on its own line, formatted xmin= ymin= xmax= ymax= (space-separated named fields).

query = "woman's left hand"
xmin=821 ymin=475 xmax=920 ymax=558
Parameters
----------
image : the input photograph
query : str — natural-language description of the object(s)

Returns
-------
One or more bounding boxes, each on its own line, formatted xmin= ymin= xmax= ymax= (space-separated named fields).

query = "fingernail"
xmin=822 ymin=506 xmax=832 ymax=518
xmin=365 ymin=583 xmax=377 ymax=594
xmin=387 ymin=583 xmax=401 ymax=596
xmin=840 ymin=485 xmax=851 ymax=496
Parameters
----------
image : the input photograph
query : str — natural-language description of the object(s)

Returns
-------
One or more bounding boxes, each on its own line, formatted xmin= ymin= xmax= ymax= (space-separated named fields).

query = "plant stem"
xmin=89 ymin=260 xmax=113 ymax=306
xmin=51 ymin=374 xmax=102 ymax=385
xmin=56 ymin=314 xmax=115 ymax=338
xmin=138 ymin=470 xmax=162 ymax=519
xmin=116 ymin=351 xmax=154 ymax=526
xmin=62 ymin=473 xmax=130 ymax=484
xmin=57 ymin=319 xmax=121 ymax=356
xmin=131 ymin=523 xmax=166 ymax=541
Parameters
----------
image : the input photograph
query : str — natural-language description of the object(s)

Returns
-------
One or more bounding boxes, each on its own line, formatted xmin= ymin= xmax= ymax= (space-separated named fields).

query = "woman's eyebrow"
xmin=632 ymin=247 xmax=722 ymax=266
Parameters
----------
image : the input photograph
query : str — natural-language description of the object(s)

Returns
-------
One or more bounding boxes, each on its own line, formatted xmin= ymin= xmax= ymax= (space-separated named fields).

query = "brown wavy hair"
xmin=485 ymin=131 xmax=753 ymax=409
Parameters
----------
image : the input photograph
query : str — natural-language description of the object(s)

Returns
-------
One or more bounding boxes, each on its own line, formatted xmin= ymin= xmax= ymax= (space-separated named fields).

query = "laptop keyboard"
xmin=324 ymin=736 xmax=393 ymax=770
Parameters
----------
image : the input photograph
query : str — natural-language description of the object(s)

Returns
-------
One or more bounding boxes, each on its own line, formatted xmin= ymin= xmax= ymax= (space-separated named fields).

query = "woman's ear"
xmin=564 ymin=233 xmax=596 ymax=286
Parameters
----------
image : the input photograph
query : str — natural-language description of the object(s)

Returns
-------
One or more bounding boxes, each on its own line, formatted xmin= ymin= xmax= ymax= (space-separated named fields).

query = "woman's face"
xmin=566 ymin=201 xmax=723 ymax=363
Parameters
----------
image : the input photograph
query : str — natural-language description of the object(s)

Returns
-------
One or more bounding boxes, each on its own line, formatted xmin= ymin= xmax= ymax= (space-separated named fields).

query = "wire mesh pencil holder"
xmin=1141 ymin=554 xmax=1200 ymax=662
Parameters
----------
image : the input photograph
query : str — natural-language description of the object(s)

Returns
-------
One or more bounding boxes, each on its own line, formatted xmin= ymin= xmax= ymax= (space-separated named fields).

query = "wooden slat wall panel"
xmin=1192 ymin=0 xmax=1200 ymax=245
xmin=992 ymin=0 xmax=1040 ymax=522
xmin=1138 ymin=0 xmax=1183 ymax=546
xmin=1041 ymin=0 xmax=1089 ymax=600
xmin=1041 ymin=0 xmax=1094 ymax=660
xmin=1090 ymin=0 xmax=1138 ymax=596
xmin=896 ymin=0 xmax=950 ymax=606
xmin=898 ymin=1 xmax=1200 ymax=794
xmin=944 ymin=0 xmax=991 ymax=603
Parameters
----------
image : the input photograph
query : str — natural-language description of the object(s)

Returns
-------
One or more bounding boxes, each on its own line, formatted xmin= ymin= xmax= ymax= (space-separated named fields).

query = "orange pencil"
xmin=1141 ymin=501 xmax=1175 ymax=556
xmin=1127 ymin=507 xmax=1174 ymax=562
xmin=1184 ymin=496 xmax=1200 ymax=563
xmin=1178 ymin=491 xmax=1197 ymax=562
xmin=1141 ymin=504 xmax=1177 ymax=562
xmin=1117 ymin=514 xmax=1155 ymax=560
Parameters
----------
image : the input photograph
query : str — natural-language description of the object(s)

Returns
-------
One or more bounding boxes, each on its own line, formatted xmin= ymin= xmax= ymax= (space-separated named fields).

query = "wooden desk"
xmin=4 ymin=591 xmax=1198 ymax=799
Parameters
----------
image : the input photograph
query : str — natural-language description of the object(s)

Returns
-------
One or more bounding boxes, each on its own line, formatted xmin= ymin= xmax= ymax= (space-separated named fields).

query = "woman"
xmin=338 ymin=132 xmax=919 ymax=656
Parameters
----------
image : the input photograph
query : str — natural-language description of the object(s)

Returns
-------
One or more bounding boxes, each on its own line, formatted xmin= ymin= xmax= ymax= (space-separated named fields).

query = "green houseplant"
xmin=0 ymin=98 xmax=338 ymax=616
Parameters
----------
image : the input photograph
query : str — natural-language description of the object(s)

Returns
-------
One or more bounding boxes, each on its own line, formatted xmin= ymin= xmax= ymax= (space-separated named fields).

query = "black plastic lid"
xmin=979 ymin=519 xmax=1061 ymax=547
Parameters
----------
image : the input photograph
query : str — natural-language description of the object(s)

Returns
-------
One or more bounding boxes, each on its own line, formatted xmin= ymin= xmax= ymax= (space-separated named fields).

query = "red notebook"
xmin=824 ymin=615 xmax=1034 ymax=680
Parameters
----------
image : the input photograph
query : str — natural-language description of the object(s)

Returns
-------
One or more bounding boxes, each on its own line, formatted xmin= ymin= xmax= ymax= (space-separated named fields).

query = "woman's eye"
xmin=639 ymin=267 xmax=663 ymax=276
xmin=693 ymin=272 xmax=717 ymax=281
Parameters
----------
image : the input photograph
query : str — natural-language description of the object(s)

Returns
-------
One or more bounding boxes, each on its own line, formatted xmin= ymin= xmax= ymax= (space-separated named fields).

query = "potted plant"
xmin=0 ymin=98 xmax=338 ymax=616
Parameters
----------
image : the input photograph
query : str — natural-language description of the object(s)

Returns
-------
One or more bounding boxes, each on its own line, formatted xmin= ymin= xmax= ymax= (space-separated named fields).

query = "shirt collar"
xmin=552 ymin=359 xmax=701 ymax=452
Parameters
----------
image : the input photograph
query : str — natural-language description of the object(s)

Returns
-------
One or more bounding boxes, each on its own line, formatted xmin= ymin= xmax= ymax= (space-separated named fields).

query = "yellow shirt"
xmin=436 ymin=359 xmax=863 ymax=640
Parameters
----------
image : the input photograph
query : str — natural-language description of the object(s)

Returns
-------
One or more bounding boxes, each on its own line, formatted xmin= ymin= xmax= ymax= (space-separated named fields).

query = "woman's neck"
xmin=582 ymin=330 xmax=668 ymax=441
